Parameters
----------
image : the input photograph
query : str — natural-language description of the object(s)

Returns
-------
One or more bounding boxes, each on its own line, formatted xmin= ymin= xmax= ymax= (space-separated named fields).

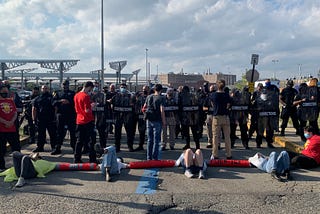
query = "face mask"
xmin=143 ymin=91 xmax=148 ymax=95
xmin=120 ymin=88 xmax=126 ymax=93
xmin=304 ymin=133 xmax=312 ymax=139
xmin=0 ymin=93 xmax=8 ymax=98
xmin=260 ymin=94 xmax=267 ymax=101
xmin=93 ymin=87 xmax=98 ymax=93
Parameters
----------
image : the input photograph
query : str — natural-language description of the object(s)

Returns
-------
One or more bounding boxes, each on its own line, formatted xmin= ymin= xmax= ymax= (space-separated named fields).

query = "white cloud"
xmin=0 ymin=0 xmax=319 ymax=81
xmin=30 ymin=13 xmax=47 ymax=27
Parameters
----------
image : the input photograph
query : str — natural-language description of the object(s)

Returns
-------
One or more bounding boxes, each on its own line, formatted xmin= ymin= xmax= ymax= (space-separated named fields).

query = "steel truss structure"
xmin=0 ymin=59 xmax=79 ymax=84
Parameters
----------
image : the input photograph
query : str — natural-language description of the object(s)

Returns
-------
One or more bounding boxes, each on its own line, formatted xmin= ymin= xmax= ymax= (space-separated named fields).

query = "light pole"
xmin=271 ymin=59 xmax=279 ymax=79
xmin=100 ymin=0 xmax=104 ymax=90
xmin=145 ymin=48 xmax=148 ymax=84
xmin=298 ymin=64 xmax=302 ymax=76
xmin=298 ymin=64 xmax=302 ymax=83
xmin=132 ymin=69 xmax=140 ymax=92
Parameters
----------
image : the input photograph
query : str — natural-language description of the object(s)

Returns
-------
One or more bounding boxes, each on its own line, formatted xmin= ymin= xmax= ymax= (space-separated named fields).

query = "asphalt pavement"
xmin=0 ymin=126 xmax=319 ymax=214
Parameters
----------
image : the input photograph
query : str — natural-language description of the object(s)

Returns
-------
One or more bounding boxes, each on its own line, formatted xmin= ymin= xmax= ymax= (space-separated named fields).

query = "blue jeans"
xmin=264 ymin=151 xmax=290 ymax=174
xmin=146 ymin=120 xmax=162 ymax=160
xmin=100 ymin=146 xmax=119 ymax=175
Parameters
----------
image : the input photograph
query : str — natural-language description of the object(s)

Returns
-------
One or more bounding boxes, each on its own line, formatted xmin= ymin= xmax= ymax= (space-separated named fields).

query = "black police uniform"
xmin=197 ymin=88 xmax=208 ymax=138
xmin=105 ymin=91 xmax=117 ymax=134
xmin=111 ymin=91 xmax=136 ymax=152
xmin=52 ymin=88 xmax=76 ymax=152
xmin=295 ymin=84 xmax=319 ymax=140
xmin=134 ymin=91 xmax=148 ymax=150
xmin=25 ymin=93 xmax=39 ymax=144
xmin=280 ymin=81 xmax=299 ymax=136
xmin=33 ymin=92 xmax=57 ymax=152
xmin=179 ymin=86 xmax=200 ymax=150
xmin=229 ymin=87 xmax=250 ymax=149
xmin=92 ymin=91 xmax=107 ymax=148
xmin=256 ymin=85 xmax=279 ymax=148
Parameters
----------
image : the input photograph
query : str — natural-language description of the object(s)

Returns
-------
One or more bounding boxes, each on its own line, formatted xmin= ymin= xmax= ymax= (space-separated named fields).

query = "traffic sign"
xmin=248 ymin=82 xmax=254 ymax=93
xmin=251 ymin=54 xmax=259 ymax=65
xmin=246 ymin=69 xmax=259 ymax=82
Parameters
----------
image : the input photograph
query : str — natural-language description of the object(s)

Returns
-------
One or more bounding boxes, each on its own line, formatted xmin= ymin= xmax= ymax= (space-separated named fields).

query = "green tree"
xmin=234 ymin=73 xmax=248 ymax=90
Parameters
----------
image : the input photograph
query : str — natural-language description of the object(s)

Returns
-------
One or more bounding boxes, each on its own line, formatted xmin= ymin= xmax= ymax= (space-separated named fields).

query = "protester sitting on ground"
xmin=0 ymin=151 xmax=56 ymax=187
xmin=248 ymin=151 xmax=291 ymax=181
xmin=96 ymin=145 xmax=128 ymax=182
xmin=290 ymin=126 xmax=320 ymax=169
xmin=175 ymin=148 xmax=206 ymax=179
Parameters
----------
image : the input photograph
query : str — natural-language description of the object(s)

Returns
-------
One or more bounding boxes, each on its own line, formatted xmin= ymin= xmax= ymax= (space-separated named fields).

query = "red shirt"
xmin=0 ymin=99 xmax=17 ymax=132
xmin=302 ymin=135 xmax=320 ymax=164
xmin=74 ymin=91 xmax=94 ymax=125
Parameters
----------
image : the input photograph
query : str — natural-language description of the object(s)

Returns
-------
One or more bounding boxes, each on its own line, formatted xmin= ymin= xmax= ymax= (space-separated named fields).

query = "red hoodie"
xmin=302 ymin=135 xmax=320 ymax=164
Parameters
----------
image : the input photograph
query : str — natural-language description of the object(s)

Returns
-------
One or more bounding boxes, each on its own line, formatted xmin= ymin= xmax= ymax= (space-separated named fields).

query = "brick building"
xmin=158 ymin=72 xmax=236 ymax=89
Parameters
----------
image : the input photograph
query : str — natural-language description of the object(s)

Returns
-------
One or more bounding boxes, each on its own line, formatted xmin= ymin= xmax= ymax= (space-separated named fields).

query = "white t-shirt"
xmin=248 ymin=153 xmax=267 ymax=171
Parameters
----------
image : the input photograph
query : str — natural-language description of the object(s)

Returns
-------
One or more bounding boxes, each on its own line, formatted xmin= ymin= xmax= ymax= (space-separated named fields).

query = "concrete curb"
xmin=274 ymin=136 xmax=303 ymax=154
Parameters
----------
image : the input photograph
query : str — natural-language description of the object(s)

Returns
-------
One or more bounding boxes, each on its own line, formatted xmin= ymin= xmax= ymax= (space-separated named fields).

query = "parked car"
xmin=17 ymin=90 xmax=32 ymax=100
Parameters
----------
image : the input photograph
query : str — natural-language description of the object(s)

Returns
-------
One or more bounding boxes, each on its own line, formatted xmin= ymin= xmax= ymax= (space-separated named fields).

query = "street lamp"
xmin=145 ymin=48 xmax=148 ymax=84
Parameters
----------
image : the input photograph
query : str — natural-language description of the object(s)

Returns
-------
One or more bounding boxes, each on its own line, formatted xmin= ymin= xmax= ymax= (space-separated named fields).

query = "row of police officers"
xmin=25 ymin=78 xmax=320 ymax=158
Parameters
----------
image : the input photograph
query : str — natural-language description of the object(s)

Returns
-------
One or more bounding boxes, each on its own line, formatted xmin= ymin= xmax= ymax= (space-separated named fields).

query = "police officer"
xmin=256 ymin=79 xmax=279 ymax=148
xmin=203 ymin=84 xmax=216 ymax=148
xmin=91 ymin=86 xmax=107 ymax=148
xmin=110 ymin=83 xmax=136 ymax=152
xmin=279 ymin=80 xmax=300 ymax=136
xmin=134 ymin=85 xmax=149 ymax=151
xmin=179 ymin=85 xmax=200 ymax=150
xmin=197 ymin=82 xmax=209 ymax=138
xmin=105 ymin=84 xmax=117 ymax=135
xmin=52 ymin=80 xmax=76 ymax=154
xmin=25 ymin=86 xmax=40 ymax=144
xmin=32 ymin=85 xmax=57 ymax=153
xmin=248 ymin=83 xmax=263 ymax=139
xmin=294 ymin=79 xmax=319 ymax=141
xmin=161 ymin=88 xmax=179 ymax=150
xmin=229 ymin=87 xmax=250 ymax=149
xmin=175 ymin=86 xmax=184 ymax=139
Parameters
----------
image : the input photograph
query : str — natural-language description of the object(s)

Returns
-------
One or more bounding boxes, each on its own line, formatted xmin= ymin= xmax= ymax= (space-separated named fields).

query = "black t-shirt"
xmin=145 ymin=94 xmax=165 ymax=121
xmin=33 ymin=93 xmax=55 ymax=121
xmin=210 ymin=92 xmax=231 ymax=116
xmin=280 ymin=87 xmax=298 ymax=107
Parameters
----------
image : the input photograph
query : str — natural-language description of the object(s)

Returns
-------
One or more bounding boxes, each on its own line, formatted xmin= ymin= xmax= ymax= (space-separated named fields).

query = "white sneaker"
xmin=184 ymin=169 xmax=194 ymax=178
xmin=198 ymin=170 xmax=205 ymax=179
xmin=105 ymin=169 xmax=111 ymax=182
xmin=15 ymin=177 xmax=25 ymax=188
xmin=210 ymin=155 xmax=215 ymax=160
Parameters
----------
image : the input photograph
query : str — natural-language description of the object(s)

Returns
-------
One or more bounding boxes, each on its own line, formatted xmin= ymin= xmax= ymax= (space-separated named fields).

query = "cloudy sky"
xmin=1 ymin=0 xmax=320 ymax=81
